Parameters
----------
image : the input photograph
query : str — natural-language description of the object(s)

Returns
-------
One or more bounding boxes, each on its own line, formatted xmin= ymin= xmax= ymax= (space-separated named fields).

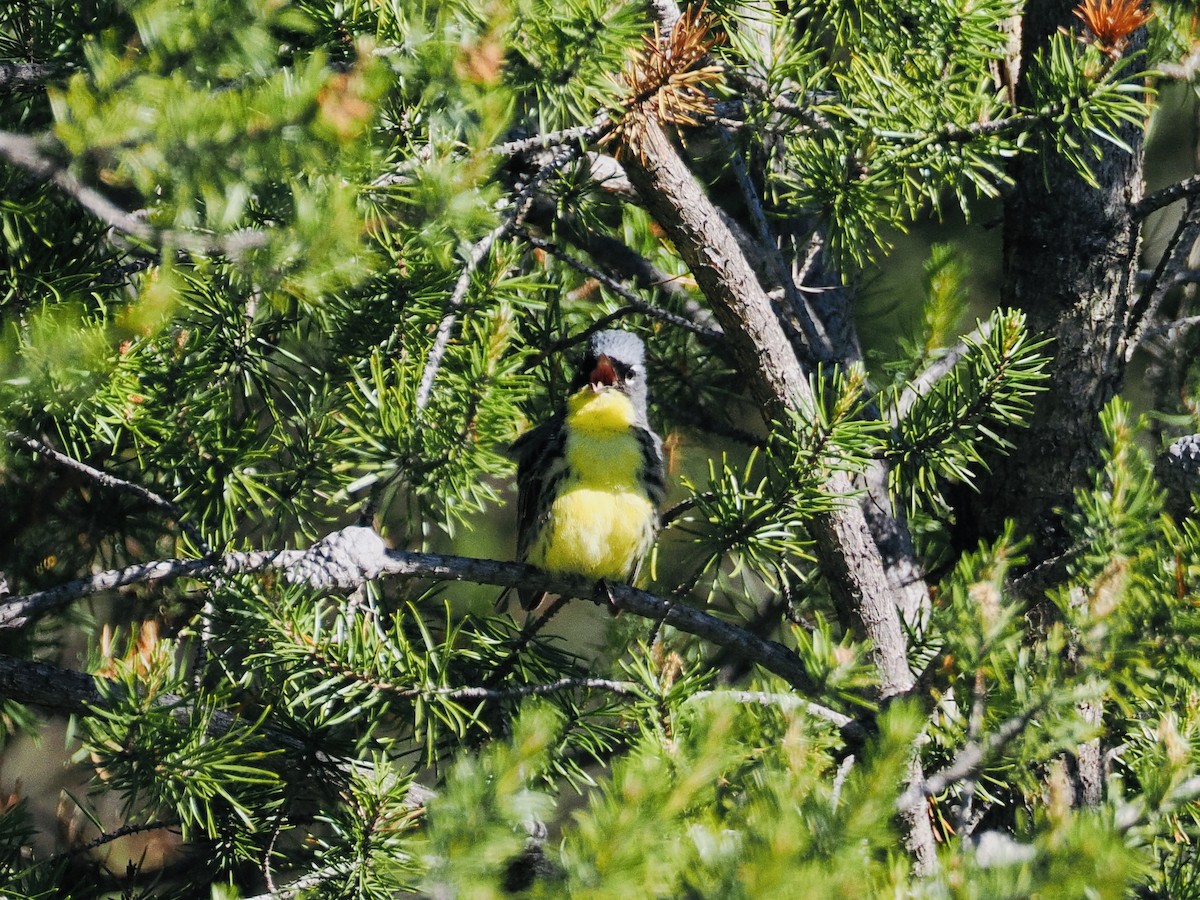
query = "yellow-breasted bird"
xmin=512 ymin=329 xmax=666 ymax=610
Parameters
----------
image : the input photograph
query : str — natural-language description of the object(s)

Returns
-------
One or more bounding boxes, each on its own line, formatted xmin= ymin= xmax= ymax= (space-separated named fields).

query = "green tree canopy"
xmin=2 ymin=0 xmax=1200 ymax=896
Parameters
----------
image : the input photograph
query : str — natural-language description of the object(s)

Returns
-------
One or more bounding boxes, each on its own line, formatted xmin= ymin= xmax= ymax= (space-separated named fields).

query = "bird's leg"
xmin=595 ymin=579 xmax=622 ymax=617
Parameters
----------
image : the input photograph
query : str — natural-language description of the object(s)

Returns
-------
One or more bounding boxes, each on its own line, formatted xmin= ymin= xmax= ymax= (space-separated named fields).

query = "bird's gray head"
xmin=570 ymin=329 xmax=650 ymax=413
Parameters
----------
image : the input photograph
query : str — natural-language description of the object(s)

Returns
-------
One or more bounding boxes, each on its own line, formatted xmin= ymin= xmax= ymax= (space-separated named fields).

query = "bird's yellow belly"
xmin=533 ymin=485 xmax=656 ymax=581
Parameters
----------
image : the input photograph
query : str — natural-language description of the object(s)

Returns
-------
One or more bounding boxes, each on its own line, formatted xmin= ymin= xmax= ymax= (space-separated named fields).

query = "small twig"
xmin=1136 ymin=313 xmax=1200 ymax=346
xmin=1134 ymin=268 xmax=1200 ymax=287
xmin=262 ymin=804 xmax=289 ymax=895
xmin=432 ymin=676 xmax=643 ymax=701
xmin=1132 ymin=174 xmax=1200 ymax=221
xmin=557 ymin=224 xmax=723 ymax=334
xmin=414 ymin=220 xmax=511 ymax=411
xmin=691 ymin=688 xmax=859 ymax=734
xmin=414 ymin=144 xmax=582 ymax=411
xmin=0 ymin=550 xmax=295 ymax=628
xmin=891 ymin=319 xmax=995 ymax=424
xmin=236 ymin=866 xmax=366 ymax=900
xmin=830 ymin=753 xmax=856 ymax=810
xmin=897 ymin=707 xmax=1036 ymax=811
xmin=529 ymin=308 xmax=646 ymax=364
xmin=491 ymin=120 xmax=611 ymax=158
xmin=955 ymin=669 xmax=988 ymax=837
xmin=660 ymin=492 xmax=714 ymax=528
xmin=45 ymin=819 xmax=179 ymax=865
xmin=0 ymin=130 xmax=269 ymax=258
xmin=5 ymin=431 xmax=210 ymax=553
xmin=520 ymin=232 xmax=723 ymax=341
xmin=717 ymin=128 xmax=833 ymax=362
xmin=484 ymin=595 xmax=571 ymax=686
xmin=723 ymin=71 xmax=834 ymax=133
xmin=1127 ymin=196 xmax=1200 ymax=359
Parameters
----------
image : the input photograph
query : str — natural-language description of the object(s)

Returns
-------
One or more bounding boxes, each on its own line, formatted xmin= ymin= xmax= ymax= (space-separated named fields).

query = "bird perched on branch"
xmin=511 ymin=329 xmax=666 ymax=611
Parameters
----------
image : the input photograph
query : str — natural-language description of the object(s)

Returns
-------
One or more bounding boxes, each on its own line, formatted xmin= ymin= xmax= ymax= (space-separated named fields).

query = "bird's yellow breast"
xmin=528 ymin=388 xmax=657 ymax=581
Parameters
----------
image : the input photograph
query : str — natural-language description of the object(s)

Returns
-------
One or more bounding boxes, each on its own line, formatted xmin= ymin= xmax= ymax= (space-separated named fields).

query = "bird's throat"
xmin=565 ymin=387 xmax=637 ymax=434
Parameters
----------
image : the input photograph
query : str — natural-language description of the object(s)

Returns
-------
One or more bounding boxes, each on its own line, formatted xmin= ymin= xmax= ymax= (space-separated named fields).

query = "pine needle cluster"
xmin=0 ymin=0 xmax=1197 ymax=895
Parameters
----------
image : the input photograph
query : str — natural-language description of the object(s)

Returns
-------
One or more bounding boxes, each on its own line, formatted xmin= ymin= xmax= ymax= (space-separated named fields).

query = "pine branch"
xmin=518 ymin=231 xmax=722 ymax=340
xmin=0 ymin=650 xmax=426 ymax=795
xmin=891 ymin=319 xmax=995 ymax=424
xmin=414 ymin=143 xmax=582 ymax=411
xmin=692 ymin=689 xmax=868 ymax=742
xmin=556 ymin=215 xmax=723 ymax=333
xmin=0 ymin=130 xmax=270 ymax=258
xmin=896 ymin=707 xmax=1038 ymax=811
xmin=0 ymin=527 xmax=821 ymax=694
xmin=491 ymin=121 xmax=611 ymax=158
xmin=5 ymin=431 xmax=210 ymax=553
xmin=47 ymin=820 xmax=180 ymax=864
xmin=414 ymin=218 xmax=511 ymax=411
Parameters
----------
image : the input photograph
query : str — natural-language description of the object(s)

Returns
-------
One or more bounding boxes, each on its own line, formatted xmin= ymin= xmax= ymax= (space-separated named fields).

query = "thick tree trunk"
xmin=979 ymin=1 xmax=1146 ymax=816
xmin=977 ymin=0 xmax=1145 ymax=562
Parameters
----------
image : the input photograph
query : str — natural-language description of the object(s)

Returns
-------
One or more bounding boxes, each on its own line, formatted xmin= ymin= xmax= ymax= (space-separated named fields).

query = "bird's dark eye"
xmin=614 ymin=361 xmax=634 ymax=380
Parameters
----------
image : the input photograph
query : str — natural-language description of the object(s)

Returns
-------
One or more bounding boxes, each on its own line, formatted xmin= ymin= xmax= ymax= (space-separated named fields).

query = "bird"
xmin=511 ymin=329 xmax=666 ymax=611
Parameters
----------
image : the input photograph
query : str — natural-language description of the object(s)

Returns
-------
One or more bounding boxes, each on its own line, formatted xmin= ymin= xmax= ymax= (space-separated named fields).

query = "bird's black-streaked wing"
xmin=511 ymin=417 xmax=567 ymax=608
xmin=635 ymin=426 xmax=667 ymax=510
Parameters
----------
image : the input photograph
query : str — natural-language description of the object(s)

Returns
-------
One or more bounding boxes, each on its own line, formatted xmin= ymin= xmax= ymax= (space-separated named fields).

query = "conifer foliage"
xmin=1 ymin=0 xmax=1199 ymax=895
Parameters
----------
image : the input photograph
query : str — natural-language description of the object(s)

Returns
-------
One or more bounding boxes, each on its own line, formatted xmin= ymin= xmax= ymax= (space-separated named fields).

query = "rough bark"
xmin=980 ymin=0 xmax=1147 ymax=816
xmin=977 ymin=0 xmax=1145 ymax=560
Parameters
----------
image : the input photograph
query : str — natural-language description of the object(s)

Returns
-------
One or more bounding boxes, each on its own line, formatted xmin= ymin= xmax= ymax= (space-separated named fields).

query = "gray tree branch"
xmin=0 ymin=527 xmax=823 ymax=696
xmin=618 ymin=115 xmax=936 ymax=873
xmin=0 ymin=62 xmax=60 ymax=92
xmin=5 ymin=431 xmax=210 ymax=553
xmin=0 ymin=130 xmax=270 ymax=258
xmin=1132 ymin=174 xmax=1200 ymax=221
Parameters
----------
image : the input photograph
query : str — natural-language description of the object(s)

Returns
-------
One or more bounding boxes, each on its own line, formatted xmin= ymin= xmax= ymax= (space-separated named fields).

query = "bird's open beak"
xmin=589 ymin=354 xmax=618 ymax=391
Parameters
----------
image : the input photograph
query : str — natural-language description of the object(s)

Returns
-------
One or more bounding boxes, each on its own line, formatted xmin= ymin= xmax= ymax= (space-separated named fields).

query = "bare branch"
xmin=1137 ymin=313 xmax=1200 ymax=345
xmin=5 ymin=431 xmax=210 ymax=553
xmin=896 ymin=707 xmax=1037 ymax=811
xmin=718 ymin=128 xmax=833 ymax=364
xmin=0 ymin=130 xmax=270 ymax=258
xmin=49 ymin=820 xmax=179 ymax=864
xmin=690 ymin=688 xmax=869 ymax=744
xmin=491 ymin=120 xmax=611 ymax=158
xmin=430 ymin=676 xmax=643 ymax=701
xmin=891 ymin=319 xmax=996 ymax=424
xmin=0 ymin=527 xmax=821 ymax=694
xmin=1127 ymin=196 xmax=1200 ymax=358
xmin=414 ymin=219 xmax=511 ymax=410
xmin=519 ymin=232 xmax=723 ymax=341
xmin=557 ymin=221 xmax=720 ymax=333
xmin=1132 ymin=174 xmax=1200 ymax=221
